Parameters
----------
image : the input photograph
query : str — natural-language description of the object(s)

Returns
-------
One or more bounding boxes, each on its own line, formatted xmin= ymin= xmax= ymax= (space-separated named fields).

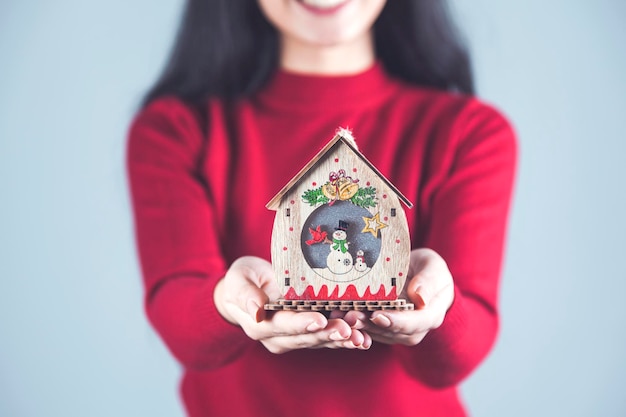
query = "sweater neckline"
xmin=254 ymin=62 xmax=398 ymax=113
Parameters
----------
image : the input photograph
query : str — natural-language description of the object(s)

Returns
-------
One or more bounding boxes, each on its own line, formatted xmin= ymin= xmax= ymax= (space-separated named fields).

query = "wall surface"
xmin=1 ymin=1 xmax=624 ymax=416
xmin=453 ymin=1 xmax=626 ymax=416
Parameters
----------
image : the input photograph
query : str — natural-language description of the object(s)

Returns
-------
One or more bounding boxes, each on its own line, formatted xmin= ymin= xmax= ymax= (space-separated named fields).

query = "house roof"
xmin=266 ymin=128 xmax=413 ymax=211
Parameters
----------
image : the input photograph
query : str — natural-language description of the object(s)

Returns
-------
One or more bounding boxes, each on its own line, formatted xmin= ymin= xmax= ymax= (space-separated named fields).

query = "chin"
xmin=258 ymin=0 xmax=386 ymax=46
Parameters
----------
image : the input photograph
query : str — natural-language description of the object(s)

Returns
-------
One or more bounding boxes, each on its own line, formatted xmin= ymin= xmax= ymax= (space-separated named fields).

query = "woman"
xmin=128 ymin=1 xmax=517 ymax=416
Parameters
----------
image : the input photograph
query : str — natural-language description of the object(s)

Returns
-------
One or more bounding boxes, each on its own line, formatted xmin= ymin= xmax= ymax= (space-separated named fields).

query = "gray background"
xmin=1 ymin=1 xmax=624 ymax=416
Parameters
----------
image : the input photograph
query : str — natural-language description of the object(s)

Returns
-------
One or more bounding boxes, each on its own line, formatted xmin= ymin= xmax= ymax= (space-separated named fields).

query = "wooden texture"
xmin=268 ymin=135 xmax=412 ymax=304
xmin=266 ymin=132 xmax=413 ymax=211
xmin=264 ymin=299 xmax=415 ymax=311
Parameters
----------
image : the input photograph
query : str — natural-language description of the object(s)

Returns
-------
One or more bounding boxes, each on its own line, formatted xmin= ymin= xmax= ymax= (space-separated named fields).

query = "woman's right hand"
xmin=214 ymin=256 xmax=371 ymax=354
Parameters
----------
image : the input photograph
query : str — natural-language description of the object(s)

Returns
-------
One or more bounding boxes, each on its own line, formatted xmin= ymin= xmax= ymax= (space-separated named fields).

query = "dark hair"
xmin=143 ymin=0 xmax=473 ymax=106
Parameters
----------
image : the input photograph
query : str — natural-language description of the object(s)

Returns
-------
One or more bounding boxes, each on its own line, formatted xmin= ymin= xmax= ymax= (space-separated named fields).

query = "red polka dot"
xmin=312 ymin=182 xmax=317 ymax=186
xmin=398 ymin=272 xmax=403 ymax=277
xmin=386 ymin=257 xmax=391 ymax=262
xmin=334 ymin=158 xmax=339 ymax=163
xmin=282 ymin=247 xmax=288 ymax=251
xmin=290 ymin=200 xmax=295 ymax=205
xmin=395 ymin=239 xmax=401 ymax=244
xmin=284 ymin=270 xmax=289 ymax=275
xmin=300 ymin=277 xmax=306 ymax=281
xmin=384 ymin=217 xmax=389 ymax=221
xmin=352 ymin=168 xmax=357 ymax=172
xmin=383 ymin=194 xmax=388 ymax=199
xmin=366 ymin=181 xmax=371 ymax=186
xmin=289 ymin=227 xmax=294 ymax=232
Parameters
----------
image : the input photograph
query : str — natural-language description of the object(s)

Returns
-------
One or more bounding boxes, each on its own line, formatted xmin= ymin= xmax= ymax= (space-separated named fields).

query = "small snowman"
xmin=326 ymin=221 xmax=353 ymax=275
xmin=354 ymin=250 xmax=368 ymax=273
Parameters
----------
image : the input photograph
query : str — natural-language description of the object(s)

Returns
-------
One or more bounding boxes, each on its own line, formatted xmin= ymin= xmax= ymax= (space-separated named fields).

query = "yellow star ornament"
xmin=361 ymin=212 xmax=388 ymax=238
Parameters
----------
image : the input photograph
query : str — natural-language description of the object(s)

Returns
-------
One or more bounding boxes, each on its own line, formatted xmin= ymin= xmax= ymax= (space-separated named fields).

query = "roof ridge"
xmin=266 ymin=129 xmax=413 ymax=211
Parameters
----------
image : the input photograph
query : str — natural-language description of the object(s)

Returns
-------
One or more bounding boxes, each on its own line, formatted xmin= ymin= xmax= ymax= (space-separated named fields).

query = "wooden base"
xmin=264 ymin=299 xmax=414 ymax=311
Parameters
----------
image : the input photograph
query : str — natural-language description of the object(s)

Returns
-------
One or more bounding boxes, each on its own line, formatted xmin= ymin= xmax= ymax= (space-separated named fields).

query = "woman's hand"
xmin=335 ymin=248 xmax=455 ymax=346
xmin=214 ymin=256 xmax=371 ymax=354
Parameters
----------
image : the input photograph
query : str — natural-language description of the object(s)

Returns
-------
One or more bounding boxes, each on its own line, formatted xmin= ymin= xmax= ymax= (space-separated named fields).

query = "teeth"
xmin=300 ymin=0 xmax=346 ymax=8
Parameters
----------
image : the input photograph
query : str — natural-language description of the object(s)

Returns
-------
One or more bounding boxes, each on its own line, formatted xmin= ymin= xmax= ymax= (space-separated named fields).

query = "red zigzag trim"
xmin=284 ymin=284 xmax=397 ymax=301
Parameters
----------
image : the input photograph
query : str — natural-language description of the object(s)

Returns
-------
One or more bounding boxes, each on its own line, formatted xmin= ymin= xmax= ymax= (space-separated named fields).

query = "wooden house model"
xmin=265 ymin=129 xmax=414 ymax=311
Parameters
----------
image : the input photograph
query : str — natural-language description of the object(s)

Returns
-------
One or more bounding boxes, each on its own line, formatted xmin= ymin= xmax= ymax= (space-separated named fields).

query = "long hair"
xmin=143 ymin=0 xmax=473 ymax=106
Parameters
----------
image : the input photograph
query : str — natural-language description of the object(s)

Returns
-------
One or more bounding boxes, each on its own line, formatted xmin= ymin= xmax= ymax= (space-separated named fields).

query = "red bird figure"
xmin=306 ymin=225 xmax=328 ymax=246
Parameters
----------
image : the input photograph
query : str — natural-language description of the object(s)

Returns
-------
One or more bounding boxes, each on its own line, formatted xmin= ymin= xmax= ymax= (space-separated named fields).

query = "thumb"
xmin=245 ymin=298 xmax=266 ymax=324
xmin=406 ymin=277 xmax=428 ymax=310
xmin=230 ymin=257 xmax=275 ymax=322
xmin=405 ymin=249 xmax=449 ymax=310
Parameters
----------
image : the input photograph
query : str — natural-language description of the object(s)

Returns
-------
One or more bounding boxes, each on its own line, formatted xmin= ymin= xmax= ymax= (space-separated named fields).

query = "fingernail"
xmin=330 ymin=331 xmax=347 ymax=341
xmin=414 ymin=286 xmax=426 ymax=309
xmin=415 ymin=293 xmax=426 ymax=309
xmin=247 ymin=300 xmax=262 ymax=322
xmin=370 ymin=314 xmax=391 ymax=328
xmin=353 ymin=319 xmax=365 ymax=329
xmin=306 ymin=321 xmax=323 ymax=332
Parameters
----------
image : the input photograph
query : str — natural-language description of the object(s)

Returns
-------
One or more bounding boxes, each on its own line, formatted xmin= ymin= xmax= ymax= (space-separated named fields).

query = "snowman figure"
xmin=326 ymin=221 xmax=353 ymax=275
xmin=354 ymin=250 xmax=368 ymax=273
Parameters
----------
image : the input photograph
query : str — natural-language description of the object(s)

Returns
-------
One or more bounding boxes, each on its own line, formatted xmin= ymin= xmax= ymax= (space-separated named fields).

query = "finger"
xmin=245 ymin=311 xmax=329 ymax=339
xmin=406 ymin=249 xmax=452 ymax=310
xmin=231 ymin=256 xmax=275 ymax=285
xmin=232 ymin=281 xmax=270 ymax=323
xmin=229 ymin=257 xmax=277 ymax=292
xmin=242 ymin=259 xmax=282 ymax=301
xmin=347 ymin=328 xmax=372 ymax=349
xmin=368 ymin=284 xmax=454 ymax=337
xmin=261 ymin=319 xmax=353 ymax=352
xmin=228 ymin=258 xmax=277 ymax=322
xmin=262 ymin=335 xmax=338 ymax=353
xmin=348 ymin=327 xmax=364 ymax=346
xmin=368 ymin=310 xmax=427 ymax=337
xmin=329 ymin=310 xmax=347 ymax=319
xmin=326 ymin=317 xmax=371 ymax=349
xmin=269 ymin=311 xmax=331 ymax=335
xmin=289 ymin=328 xmax=371 ymax=350
xmin=361 ymin=330 xmax=372 ymax=349
xmin=365 ymin=312 xmax=429 ymax=346
xmin=416 ymin=282 xmax=455 ymax=329
xmin=369 ymin=310 xmax=434 ymax=336
xmin=342 ymin=310 xmax=369 ymax=329
xmin=368 ymin=330 xmax=427 ymax=346
xmin=315 ymin=311 xmax=370 ymax=348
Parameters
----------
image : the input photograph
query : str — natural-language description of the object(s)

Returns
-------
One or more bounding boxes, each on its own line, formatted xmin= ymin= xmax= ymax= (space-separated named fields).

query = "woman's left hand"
xmin=334 ymin=248 xmax=455 ymax=346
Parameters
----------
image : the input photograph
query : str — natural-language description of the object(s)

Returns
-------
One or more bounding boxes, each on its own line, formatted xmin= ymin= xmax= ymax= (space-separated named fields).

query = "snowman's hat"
xmin=336 ymin=220 xmax=349 ymax=231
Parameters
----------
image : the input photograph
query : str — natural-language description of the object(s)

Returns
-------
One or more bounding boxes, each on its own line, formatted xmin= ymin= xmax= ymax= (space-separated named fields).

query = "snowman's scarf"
xmin=332 ymin=238 xmax=349 ymax=253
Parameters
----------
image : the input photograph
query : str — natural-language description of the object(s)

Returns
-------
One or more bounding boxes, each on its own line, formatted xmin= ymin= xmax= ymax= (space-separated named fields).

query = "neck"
xmin=279 ymin=33 xmax=375 ymax=75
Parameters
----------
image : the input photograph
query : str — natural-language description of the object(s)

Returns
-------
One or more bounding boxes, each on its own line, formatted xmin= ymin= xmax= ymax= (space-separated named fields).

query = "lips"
xmin=296 ymin=0 xmax=351 ymax=14
xmin=299 ymin=0 xmax=348 ymax=7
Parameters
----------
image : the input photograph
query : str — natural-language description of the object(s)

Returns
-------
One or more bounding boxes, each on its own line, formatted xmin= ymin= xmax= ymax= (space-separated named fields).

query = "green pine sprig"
xmin=302 ymin=185 xmax=378 ymax=208
xmin=302 ymin=187 xmax=330 ymax=206
xmin=350 ymin=186 xmax=378 ymax=208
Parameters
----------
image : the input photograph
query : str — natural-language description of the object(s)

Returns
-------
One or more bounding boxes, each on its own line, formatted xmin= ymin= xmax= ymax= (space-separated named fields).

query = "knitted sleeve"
xmin=127 ymin=98 xmax=251 ymax=371
xmin=396 ymin=100 xmax=518 ymax=387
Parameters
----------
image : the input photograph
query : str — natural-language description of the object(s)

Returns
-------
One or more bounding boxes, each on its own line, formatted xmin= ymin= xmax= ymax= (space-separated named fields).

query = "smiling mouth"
xmin=296 ymin=0 xmax=350 ymax=11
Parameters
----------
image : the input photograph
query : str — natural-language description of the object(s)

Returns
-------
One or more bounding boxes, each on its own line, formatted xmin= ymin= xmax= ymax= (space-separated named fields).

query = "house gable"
xmin=266 ymin=130 xmax=413 ymax=211
xmin=265 ymin=129 xmax=414 ymax=310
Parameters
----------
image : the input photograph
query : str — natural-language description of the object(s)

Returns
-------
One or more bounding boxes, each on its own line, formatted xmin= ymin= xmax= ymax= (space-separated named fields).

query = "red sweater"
xmin=128 ymin=63 xmax=516 ymax=417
